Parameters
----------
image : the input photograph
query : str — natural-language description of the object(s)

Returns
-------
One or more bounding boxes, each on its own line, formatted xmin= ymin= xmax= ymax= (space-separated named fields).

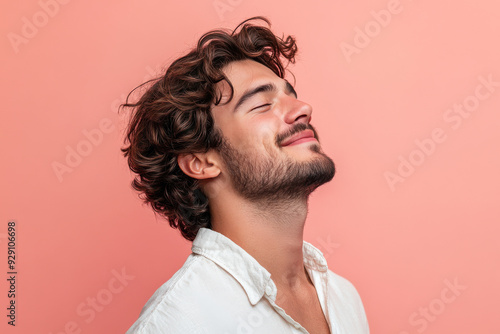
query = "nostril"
xmin=295 ymin=113 xmax=310 ymax=123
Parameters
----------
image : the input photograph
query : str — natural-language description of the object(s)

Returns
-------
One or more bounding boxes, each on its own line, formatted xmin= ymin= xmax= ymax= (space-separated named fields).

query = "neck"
xmin=210 ymin=189 xmax=311 ymax=291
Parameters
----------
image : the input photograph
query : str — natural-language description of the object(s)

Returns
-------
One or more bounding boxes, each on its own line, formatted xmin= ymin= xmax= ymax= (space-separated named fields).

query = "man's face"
xmin=210 ymin=59 xmax=335 ymax=202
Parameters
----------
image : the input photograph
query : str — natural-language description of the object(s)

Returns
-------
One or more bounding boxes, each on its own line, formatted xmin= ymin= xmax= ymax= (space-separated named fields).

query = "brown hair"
xmin=120 ymin=16 xmax=298 ymax=241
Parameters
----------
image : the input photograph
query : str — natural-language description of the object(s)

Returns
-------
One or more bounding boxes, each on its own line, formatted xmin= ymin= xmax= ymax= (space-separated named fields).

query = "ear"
xmin=177 ymin=151 xmax=221 ymax=180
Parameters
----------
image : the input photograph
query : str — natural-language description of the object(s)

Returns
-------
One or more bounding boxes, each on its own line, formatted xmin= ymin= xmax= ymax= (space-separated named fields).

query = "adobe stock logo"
xmin=52 ymin=118 xmax=115 ymax=182
xmin=222 ymin=307 xmax=273 ymax=334
xmin=314 ymin=234 xmax=341 ymax=260
xmin=52 ymin=63 xmax=160 ymax=182
xmin=48 ymin=267 xmax=134 ymax=334
xmin=399 ymin=277 xmax=467 ymax=334
xmin=340 ymin=0 xmax=403 ymax=63
xmin=213 ymin=0 xmax=243 ymax=21
xmin=7 ymin=0 xmax=72 ymax=54
xmin=384 ymin=74 xmax=498 ymax=192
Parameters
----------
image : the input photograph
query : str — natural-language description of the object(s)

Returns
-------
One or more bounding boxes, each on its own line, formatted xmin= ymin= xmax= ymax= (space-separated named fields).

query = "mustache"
xmin=276 ymin=123 xmax=319 ymax=146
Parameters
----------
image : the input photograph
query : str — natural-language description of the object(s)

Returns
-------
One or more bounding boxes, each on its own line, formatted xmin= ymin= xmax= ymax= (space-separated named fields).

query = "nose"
xmin=279 ymin=94 xmax=313 ymax=125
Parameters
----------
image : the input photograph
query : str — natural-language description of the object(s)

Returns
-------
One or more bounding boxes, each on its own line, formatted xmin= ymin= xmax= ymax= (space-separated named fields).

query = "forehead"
xmin=216 ymin=59 xmax=281 ymax=104
xmin=224 ymin=59 xmax=277 ymax=83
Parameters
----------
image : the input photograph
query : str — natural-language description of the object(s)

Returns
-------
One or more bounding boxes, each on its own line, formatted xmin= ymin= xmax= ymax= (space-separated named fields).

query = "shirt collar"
xmin=191 ymin=227 xmax=329 ymax=306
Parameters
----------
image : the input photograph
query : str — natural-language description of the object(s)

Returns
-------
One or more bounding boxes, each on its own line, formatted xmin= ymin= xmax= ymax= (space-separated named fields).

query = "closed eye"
xmin=251 ymin=103 xmax=271 ymax=111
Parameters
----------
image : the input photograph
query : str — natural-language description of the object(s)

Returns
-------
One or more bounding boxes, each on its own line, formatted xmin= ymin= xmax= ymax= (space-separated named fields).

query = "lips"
xmin=281 ymin=129 xmax=316 ymax=146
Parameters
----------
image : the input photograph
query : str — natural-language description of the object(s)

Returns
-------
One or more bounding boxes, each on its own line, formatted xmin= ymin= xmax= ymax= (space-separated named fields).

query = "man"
xmin=122 ymin=16 xmax=369 ymax=334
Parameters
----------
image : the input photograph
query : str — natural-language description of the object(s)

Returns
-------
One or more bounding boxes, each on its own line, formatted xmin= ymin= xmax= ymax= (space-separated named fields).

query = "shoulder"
xmin=326 ymin=268 xmax=366 ymax=308
xmin=326 ymin=269 xmax=370 ymax=333
xmin=326 ymin=269 xmax=362 ymax=298
xmin=126 ymin=253 xmax=248 ymax=334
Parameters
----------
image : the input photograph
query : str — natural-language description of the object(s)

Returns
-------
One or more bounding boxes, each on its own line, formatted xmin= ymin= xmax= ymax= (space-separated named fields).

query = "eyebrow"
xmin=233 ymin=80 xmax=298 ymax=112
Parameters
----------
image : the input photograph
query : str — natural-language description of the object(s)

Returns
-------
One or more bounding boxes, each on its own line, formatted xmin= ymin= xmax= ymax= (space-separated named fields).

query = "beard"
xmin=214 ymin=124 xmax=335 ymax=203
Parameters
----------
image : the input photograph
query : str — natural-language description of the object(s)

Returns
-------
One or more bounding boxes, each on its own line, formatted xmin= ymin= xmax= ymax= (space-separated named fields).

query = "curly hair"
xmin=120 ymin=16 xmax=298 ymax=241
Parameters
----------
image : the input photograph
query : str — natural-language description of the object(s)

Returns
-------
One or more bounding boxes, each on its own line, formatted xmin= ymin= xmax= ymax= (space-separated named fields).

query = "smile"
xmin=281 ymin=129 xmax=317 ymax=146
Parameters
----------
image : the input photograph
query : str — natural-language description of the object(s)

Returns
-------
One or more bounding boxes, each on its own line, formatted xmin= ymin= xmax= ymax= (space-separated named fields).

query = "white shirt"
xmin=126 ymin=227 xmax=369 ymax=334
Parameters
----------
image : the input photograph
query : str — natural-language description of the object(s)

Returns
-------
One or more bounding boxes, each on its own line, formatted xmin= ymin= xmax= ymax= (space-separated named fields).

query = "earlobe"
xmin=177 ymin=152 xmax=221 ymax=180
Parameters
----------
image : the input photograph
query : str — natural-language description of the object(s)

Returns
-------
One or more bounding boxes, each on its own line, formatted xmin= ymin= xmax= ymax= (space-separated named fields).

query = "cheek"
xmin=243 ymin=123 xmax=277 ymax=150
xmin=213 ymin=115 xmax=242 ymax=142
xmin=215 ymin=113 xmax=279 ymax=151
xmin=247 ymin=117 xmax=276 ymax=138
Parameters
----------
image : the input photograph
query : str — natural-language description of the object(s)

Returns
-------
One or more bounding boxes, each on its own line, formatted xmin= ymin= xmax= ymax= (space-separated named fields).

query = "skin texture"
xmin=177 ymin=59 xmax=335 ymax=333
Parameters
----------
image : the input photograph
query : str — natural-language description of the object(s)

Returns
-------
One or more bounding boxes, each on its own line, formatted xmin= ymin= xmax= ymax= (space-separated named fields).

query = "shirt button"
xmin=293 ymin=323 xmax=301 ymax=329
xmin=265 ymin=285 xmax=273 ymax=296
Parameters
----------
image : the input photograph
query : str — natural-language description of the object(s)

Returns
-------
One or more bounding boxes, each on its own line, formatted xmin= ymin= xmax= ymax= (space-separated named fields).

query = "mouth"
xmin=281 ymin=129 xmax=317 ymax=147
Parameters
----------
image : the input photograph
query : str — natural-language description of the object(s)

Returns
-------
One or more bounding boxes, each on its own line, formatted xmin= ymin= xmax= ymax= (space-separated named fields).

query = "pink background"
xmin=2 ymin=0 xmax=499 ymax=333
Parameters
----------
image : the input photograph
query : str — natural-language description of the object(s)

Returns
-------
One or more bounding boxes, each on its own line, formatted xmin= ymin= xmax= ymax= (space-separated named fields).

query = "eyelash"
xmin=252 ymin=103 xmax=271 ymax=111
